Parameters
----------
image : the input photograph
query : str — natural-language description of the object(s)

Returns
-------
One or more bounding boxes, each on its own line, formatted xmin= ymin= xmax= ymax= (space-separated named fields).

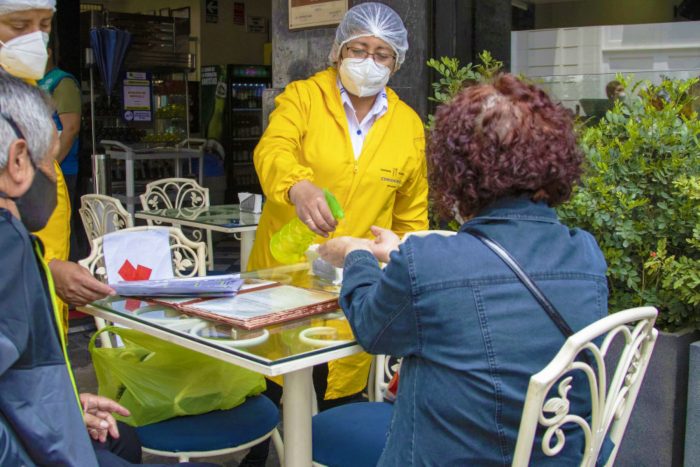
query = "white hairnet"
xmin=0 ymin=0 xmax=55 ymax=15
xmin=329 ymin=2 xmax=408 ymax=70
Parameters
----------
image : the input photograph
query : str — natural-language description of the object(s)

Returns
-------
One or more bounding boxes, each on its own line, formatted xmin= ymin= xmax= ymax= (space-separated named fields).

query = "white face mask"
xmin=0 ymin=31 xmax=49 ymax=80
xmin=339 ymin=57 xmax=391 ymax=98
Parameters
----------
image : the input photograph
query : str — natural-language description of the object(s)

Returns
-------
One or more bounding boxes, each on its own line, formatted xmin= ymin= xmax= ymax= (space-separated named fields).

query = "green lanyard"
xmin=33 ymin=240 xmax=83 ymax=414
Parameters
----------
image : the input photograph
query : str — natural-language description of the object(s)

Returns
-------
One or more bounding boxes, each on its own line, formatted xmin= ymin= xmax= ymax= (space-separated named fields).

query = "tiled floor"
xmin=68 ymin=236 xmax=282 ymax=466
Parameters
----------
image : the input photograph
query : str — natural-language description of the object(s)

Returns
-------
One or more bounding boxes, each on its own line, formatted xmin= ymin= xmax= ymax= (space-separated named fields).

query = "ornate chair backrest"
xmin=512 ymin=306 xmax=658 ymax=466
xmin=139 ymin=177 xmax=210 ymax=212
xmin=79 ymin=194 xmax=134 ymax=243
xmin=79 ymin=226 xmax=206 ymax=348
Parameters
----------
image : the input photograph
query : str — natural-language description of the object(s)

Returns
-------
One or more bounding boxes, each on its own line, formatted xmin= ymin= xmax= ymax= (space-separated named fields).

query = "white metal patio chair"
xmin=139 ymin=177 xmax=215 ymax=270
xmin=512 ymin=306 xmax=658 ymax=466
xmin=79 ymin=226 xmax=283 ymax=462
xmin=79 ymin=226 xmax=206 ymax=348
xmin=312 ymin=304 xmax=657 ymax=467
xmin=79 ymin=194 xmax=134 ymax=244
xmin=367 ymin=354 xmax=401 ymax=403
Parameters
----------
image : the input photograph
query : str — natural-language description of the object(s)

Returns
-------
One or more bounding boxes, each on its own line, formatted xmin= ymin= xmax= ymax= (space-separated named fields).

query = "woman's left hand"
xmin=318 ymin=237 xmax=372 ymax=267
xmin=80 ymin=393 xmax=130 ymax=442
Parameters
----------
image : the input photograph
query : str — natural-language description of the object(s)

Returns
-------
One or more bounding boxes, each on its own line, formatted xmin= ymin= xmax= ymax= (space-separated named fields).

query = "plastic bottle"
xmin=270 ymin=189 xmax=345 ymax=264
xmin=207 ymin=75 xmax=227 ymax=140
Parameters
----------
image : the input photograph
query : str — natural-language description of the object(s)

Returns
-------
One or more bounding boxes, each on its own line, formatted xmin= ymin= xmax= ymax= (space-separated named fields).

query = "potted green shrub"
xmin=557 ymin=75 xmax=700 ymax=467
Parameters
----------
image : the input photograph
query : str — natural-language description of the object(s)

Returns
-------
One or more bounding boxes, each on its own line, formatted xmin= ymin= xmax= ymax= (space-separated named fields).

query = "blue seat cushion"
xmin=135 ymin=395 xmax=279 ymax=453
xmin=312 ymin=402 xmax=393 ymax=467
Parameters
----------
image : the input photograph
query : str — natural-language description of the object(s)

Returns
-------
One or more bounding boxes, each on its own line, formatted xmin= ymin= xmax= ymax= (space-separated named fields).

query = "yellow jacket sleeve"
xmin=254 ymin=82 xmax=314 ymax=205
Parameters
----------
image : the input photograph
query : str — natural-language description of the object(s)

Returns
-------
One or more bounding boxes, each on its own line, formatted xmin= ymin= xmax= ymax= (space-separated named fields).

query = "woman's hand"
xmin=318 ymin=237 xmax=372 ymax=267
xmin=289 ymin=180 xmax=337 ymax=237
xmin=80 ymin=393 xmax=130 ymax=443
xmin=369 ymin=226 xmax=400 ymax=263
xmin=49 ymin=260 xmax=116 ymax=306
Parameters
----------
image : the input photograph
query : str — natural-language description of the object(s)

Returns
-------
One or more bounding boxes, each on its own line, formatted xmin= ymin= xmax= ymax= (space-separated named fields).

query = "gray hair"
xmin=0 ymin=73 xmax=55 ymax=169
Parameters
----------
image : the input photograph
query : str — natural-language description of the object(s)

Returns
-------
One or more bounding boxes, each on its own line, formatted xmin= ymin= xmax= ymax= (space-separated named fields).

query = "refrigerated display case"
xmin=228 ymin=65 xmax=271 ymax=198
xmin=200 ymin=64 xmax=270 ymax=201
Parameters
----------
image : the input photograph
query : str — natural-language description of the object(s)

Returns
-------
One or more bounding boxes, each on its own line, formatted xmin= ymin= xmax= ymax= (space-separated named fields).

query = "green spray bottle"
xmin=269 ymin=189 xmax=345 ymax=264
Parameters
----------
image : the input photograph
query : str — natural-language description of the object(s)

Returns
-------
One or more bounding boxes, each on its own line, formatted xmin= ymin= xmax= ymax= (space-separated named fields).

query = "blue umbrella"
xmin=89 ymin=27 xmax=132 ymax=104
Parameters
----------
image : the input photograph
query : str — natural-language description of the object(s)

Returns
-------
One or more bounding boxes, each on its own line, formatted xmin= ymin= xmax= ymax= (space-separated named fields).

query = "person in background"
xmin=0 ymin=70 xmax=216 ymax=467
xmin=605 ymin=79 xmax=625 ymax=102
xmin=38 ymin=35 xmax=82 ymax=259
xmin=319 ymin=74 xmax=609 ymax=464
xmin=242 ymin=3 xmax=428 ymax=465
xmin=0 ymin=0 xmax=114 ymax=334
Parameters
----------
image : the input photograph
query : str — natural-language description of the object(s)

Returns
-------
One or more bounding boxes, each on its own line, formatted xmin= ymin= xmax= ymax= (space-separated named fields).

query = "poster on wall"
xmin=205 ymin=0 xmax=218 ymax=23
xmin=122 ymin=72 xmax=152 ymax=122
xmin=288 ymin=0 xmax=347 ymax=30
xmin=233 ymin=2 xmax=245 ymax=25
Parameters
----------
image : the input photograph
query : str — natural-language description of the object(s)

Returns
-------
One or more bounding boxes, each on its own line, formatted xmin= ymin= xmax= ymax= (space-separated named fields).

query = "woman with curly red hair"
xmin=319 ymin=74 xmax=608 ymax=465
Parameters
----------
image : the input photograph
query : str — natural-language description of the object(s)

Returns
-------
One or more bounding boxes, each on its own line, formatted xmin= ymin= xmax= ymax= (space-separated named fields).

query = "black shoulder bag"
xmin=463 ymin=227 xmax=575 ymax=338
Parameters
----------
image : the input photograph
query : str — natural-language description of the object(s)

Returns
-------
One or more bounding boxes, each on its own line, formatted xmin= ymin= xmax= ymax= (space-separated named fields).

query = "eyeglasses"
xmin=344 ymin=45 xmax=396 ymax=66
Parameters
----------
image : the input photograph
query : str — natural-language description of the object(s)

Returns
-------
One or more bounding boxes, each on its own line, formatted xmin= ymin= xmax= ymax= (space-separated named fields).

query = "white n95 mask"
xmin=339 ymin=58 xmax=391 ymax=98
xmin=0 ymin=31 xmax=49 ymax=80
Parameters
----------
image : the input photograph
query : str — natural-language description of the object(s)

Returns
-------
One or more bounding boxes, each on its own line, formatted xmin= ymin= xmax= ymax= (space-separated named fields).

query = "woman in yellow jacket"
xmin=243 ymin=3 xmax=428 ymax=465
xmin=0 ymin=0 xmax=114 ymax=333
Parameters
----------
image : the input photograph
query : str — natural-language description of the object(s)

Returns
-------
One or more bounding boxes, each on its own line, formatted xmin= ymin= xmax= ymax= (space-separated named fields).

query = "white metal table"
xmin=78 ymin=263 xmax=361 ymax=467
xmin=135 ymin=204 xmax=260 ymax=272
xmin=100 ymin=140 xmax=205 ymax=217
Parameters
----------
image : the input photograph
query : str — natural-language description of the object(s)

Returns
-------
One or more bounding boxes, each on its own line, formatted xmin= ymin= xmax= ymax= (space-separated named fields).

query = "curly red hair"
xmin=428 ymin=74 xmax=583 ymax=219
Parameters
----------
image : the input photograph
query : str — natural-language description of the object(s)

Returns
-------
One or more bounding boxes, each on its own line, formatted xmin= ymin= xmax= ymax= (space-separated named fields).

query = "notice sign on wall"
xmin=247 ymin=16 xmax=267 ymax=33
xmin=206 ymin=0 xmax=218 ymax=23
xmin=122 ymin=72 xmax=152 ymax=122
xmin=289 ymin=0 xmax=347 ymax=30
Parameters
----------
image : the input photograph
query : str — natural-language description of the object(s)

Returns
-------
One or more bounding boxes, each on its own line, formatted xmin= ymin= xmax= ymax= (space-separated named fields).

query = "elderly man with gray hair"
xmin=0 ymin=72 xmax=216 ymax=467
xmin=0 ymin=0 xmax=115 ymax=335
xmin=0 ymin=69 xmax=103 ymax=466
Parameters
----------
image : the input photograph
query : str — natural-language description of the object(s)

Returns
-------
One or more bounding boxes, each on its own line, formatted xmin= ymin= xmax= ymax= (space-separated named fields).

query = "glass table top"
xmin=87 ymin=264 xmax=358 ymax=368
xmin=136 ymin=204 xmax=260 ymax=229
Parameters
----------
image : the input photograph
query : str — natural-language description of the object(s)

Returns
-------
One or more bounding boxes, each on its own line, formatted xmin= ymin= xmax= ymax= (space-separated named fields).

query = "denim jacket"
xmin=340 ymin=197 xmax=608 ymax=466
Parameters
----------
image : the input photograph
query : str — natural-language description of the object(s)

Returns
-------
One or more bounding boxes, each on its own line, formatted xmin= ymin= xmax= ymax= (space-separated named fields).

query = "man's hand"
xmin=49 ymin=260 xmax=115 ymax=306
xmin=289 ymin=180 xmax=337 ymax=237
xmin=80 ymin=393 xmax=130 ymax=443
xmin=369 ymin=226 xmax=400 ymax=263
xmin=318 ymin=237 xmax=372 ymax=267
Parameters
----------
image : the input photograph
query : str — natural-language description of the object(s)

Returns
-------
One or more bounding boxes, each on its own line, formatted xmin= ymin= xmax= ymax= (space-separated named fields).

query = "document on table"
xmin=110 ymin=274 xmax=244 ymax=297
xmin=151 ymin=281 xmax=339 ymax=329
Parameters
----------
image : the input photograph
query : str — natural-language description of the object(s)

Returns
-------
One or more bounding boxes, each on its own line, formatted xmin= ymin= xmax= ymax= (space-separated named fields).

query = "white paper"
xmin=102 ymin=228 xmax=173 ymax=282
xmin=110 ymin=274 xmax=244 ymax=297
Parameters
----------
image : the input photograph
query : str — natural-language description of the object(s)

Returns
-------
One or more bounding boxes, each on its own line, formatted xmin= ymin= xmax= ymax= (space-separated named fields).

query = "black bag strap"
xmin=464 ymin=227 xmax=575 ymax=338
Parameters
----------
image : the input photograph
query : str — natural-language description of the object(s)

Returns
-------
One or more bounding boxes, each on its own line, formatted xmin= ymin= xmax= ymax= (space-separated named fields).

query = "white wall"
xmin=511 ymin=21 xmax=700 ymax=108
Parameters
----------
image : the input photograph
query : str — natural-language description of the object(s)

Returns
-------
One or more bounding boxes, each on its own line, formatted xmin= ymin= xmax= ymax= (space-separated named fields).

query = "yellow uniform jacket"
xmin=250 ymin=67 xmax=428 ymax=399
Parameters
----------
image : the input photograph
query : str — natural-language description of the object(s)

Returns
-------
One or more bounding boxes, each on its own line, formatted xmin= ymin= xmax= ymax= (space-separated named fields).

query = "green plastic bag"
xmin=89 ymin=326 xmax=266 ymax=427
